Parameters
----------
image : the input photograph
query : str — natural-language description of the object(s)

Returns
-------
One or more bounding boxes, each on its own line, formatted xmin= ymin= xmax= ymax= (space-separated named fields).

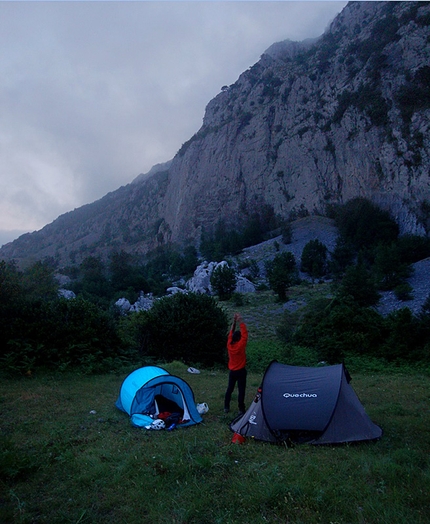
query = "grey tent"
xmin=230 ymin=361 xmax=382 ymax=445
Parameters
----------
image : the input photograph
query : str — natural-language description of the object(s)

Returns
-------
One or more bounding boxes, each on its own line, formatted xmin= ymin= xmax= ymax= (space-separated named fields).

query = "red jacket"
xmin=227 ymin=322 xmax=248 ymax=371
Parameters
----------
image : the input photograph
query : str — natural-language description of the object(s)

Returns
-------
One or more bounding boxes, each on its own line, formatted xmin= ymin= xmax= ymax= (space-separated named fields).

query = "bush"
xmin=338 ymin=259 xmax=381 ymax=307
xmin=394 ymin=282 xmax=414 ymax=301
xmin=281 ymin=221 xmax=292 ymax=244
xmin=372 ymin=243 xmax=412 ymax=291
xmin=381 ymin=308 xmax=421 ymax=362
xmin=126 ymin=293 xmax=228 ymax=367
xmin=245 ymin=340 xmax=288 ymax=374
xmin=1 ymin=296 xmax=130 ymax=374
xmin=282 ymin=344 xmax=320 ymax=367
xmin=396 ymin=234 xmax=430 ymax=264
xmin=290 ymin=296 xmax=386 ymax=363
xmin=200 ymin=206 xmax=281 ymax=261
xmin=329 ymin=239 xmax=356 ymax=278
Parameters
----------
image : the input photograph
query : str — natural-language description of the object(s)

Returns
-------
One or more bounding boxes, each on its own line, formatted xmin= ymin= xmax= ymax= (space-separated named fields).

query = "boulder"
xmin=58 ymin=289 xmax=76 ymax=300
xmin=235 ymin=276 xmax=256 ymax=294
xmin=115 ymin=297 xmax=131 ymax=313
xmin=166 ymin=287 xmax=187 ymax=295
xmin=130 ymin=292 xmax=154 ymax=312
xmin=186 ymin=261 xmax=219 ymax=294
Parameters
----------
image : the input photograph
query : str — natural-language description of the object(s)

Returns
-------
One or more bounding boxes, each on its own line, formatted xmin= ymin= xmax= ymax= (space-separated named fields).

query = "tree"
xmin=396 ymin=234 xmax=430 ymax=264
xmin=28 ymin=297 xmax=124 ymax=371
xmin=265 ymin=252 xmax=298 ymax=301
xmin=0 ymin=260 xmax=24 ymax=355
xmin=329 ymin=239 xmax=356 ymax=278
xmin=300 ymin=239 xmax=328 ymax=278
xmin=372 ymin=243 xmax=412 ymax=291
xmin=21 ymin=260 xmax=58 ymax=302
xmin=0 ymin=260 xmax=22 ymax=305
xmin=109 ymin=250 xmax=148 ymax=299
xmin=72 ymin=256 xmax=112 ymax=304
xmin=382 ymin=308 xmax=420 ymax=362
xmin=210 ymin=264 xmax=237 ymax=301
xmin=280 ymin=220 xmax=293 ymax=244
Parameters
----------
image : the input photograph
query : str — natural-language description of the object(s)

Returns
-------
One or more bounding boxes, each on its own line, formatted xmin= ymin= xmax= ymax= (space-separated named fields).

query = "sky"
xmin=0 ymin=0 xmax=347 ymax=247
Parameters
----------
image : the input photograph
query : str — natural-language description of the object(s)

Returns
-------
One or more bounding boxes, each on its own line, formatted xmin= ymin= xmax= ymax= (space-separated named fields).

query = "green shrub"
xmin=396 ymin=234 xmax=430 ymax=264
xmin=230 ymin=292 xmax=246 ymax=307
xmin=329 ymin=239 xmax=356 ymax=278
xmin=126 ymin=293 xmax=228 ymax=367
xmin=394 ymin=282 xmax=414 ymax=301
xmin=69 ymin=256 xmax=113 ymax=307
xmin=291 ymin=296 xmax=386 ymax=363
xmin=372 ymin=243 xmax=412 ymax=291
xmin=200 ymin=206 xmax=281 ymax=261
xmin=342 ymin=354 xmax=390 ymax=374
xmin=381 ymin=308 xmax=421 ymax=362
xmin=338 ymin=259 xmax=381 ymax=307
xmin=200 ymin=220 xmax=243 ymax=261
xmin=21 ymin=260 xmax=58 ymax=302
xmin=280 ymin=221 xmax=292 ymax=244
xmin=248 ymin=259 xmax=260 ymax=279
xmin=109 ymin=250 xmax=149 ymax=295
xmin=246 ymin=340 xmax=287 ymax=374
xmin=0 ymin=341 xmax=37 ymax=376
xmin=282 ymin=344 xmax=321 ymax=367
xmin=1 ymin=296 xmax=130 ymax=374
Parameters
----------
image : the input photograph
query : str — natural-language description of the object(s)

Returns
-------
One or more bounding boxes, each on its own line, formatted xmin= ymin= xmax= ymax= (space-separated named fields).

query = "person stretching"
xmin=224 ymin=313 xmax=248 ymax=415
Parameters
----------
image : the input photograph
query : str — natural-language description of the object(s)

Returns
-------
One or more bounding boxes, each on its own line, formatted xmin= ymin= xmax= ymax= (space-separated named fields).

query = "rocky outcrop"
xmin=1 ymin=1 xmax=429 ymax=266
xmin=113 ymin=261 xmax=255 ymax=313
xmin=115 ymin=292 xmax=155 ymax=314
xmin=185 ymin=261 xmax=255 ymax=295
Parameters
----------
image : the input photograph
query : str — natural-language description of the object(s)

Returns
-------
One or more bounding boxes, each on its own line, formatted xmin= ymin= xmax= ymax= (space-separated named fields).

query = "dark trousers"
xmin=224 ymin=367 xmax=247 ymax=412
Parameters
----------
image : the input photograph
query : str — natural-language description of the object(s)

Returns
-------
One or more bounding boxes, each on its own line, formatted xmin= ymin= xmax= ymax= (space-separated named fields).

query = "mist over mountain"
xmin=1 ymin=1 xmax=430 ymax=267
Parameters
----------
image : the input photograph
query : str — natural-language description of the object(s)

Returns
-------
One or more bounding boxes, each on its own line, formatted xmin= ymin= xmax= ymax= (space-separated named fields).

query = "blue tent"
xmin=115 ymin=366 xmax=203 ymax=428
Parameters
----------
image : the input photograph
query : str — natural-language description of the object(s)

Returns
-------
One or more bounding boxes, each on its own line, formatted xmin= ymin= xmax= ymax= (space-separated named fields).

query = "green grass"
xmin=1 ymin=360 xmax=429 ymax=524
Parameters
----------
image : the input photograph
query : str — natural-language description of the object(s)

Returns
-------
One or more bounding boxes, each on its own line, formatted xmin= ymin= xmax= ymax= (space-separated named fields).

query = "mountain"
xmin=1 ymin=1 xmax=430 ymax=267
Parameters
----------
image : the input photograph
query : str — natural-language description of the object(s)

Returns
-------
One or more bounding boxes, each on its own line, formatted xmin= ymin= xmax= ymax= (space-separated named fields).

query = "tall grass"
xmin=1 ymin=361 xmax=429 ymax=523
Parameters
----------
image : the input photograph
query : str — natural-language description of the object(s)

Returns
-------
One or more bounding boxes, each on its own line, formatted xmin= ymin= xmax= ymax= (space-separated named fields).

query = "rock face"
xmin=1 ymin=1 xmax=430 ymax=266
xmin=164 ymin=1 xmax=430 ymax=242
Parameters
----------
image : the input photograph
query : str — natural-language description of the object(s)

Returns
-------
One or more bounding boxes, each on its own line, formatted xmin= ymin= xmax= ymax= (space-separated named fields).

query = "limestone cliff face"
xmin=1 ymin=1 xmax=430 ymax=265
xmin=163 ymin=0 xmax=430 ymax=243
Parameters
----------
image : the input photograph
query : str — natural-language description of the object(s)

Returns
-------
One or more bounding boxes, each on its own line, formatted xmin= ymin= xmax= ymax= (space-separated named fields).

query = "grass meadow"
xmin=1 ymin=359 xmax=429 ymax=524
